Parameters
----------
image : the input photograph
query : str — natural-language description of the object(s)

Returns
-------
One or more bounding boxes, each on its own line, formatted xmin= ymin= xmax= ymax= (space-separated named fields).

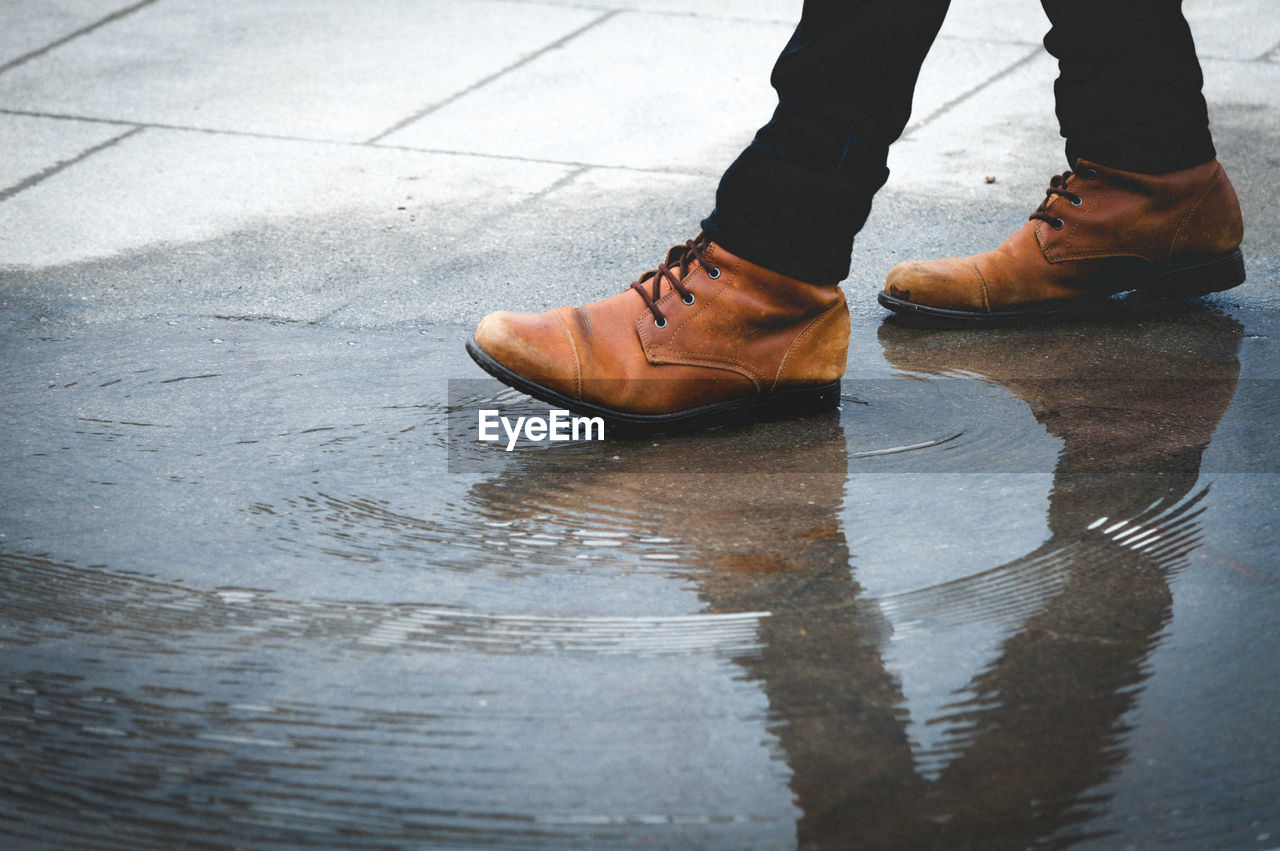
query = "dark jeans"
xmin=702 ymin=0 xmax=1217 ymax=285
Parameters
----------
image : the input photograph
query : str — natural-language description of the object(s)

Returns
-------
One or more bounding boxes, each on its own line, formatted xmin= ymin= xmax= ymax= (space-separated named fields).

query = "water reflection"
xmin=467 ymin=305 xmax=1242 ymax=847
xmin=0 ymin=307 xmax=1250 ymax=846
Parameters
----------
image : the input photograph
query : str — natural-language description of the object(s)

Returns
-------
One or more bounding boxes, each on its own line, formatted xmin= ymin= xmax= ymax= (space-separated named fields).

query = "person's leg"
xmin=1042 ymin=0 xmax=1216 ymax=174
xmin=703 ymin=0 xmax=952 ymax=286
xmin=468 ymin=1 xmax=952 ymax=426
xmin=880 ymin=0 xmax=1244 ymax=324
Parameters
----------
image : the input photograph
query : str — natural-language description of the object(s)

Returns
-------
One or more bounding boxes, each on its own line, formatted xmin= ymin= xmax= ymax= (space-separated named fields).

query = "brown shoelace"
xmin=1029 ymin=166 xmax=1098 ymax=230
xmin=630 ymin=240 xmax=720 ymax=328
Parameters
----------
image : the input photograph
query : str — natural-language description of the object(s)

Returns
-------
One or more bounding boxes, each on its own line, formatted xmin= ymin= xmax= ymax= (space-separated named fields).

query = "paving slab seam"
xmin=0 ymin=106 xmax=360 ymax=142
xmin=0 ymin=0 xmax=160 ymax=76
xmin=485 ymin=0 xmax=800 ymax=26
xmin=1198 ymin=51 xmax=1280 ymax=64
xmin=903 ymin=45 xmax=1043 ymax=137
xmin=513 ymin=164 xmax=593 ymax=207
xmin=297 ymin=160 xmax=587 ymax=325
xmin=365 ymin=10 xmax=621 ymax=144
xmin=0 ymin=126 xmax=143 ymax=204
xmin=0 ymin=107 xmax=713 ymax=177
xmin=458 ymin=164 xmax=595 ymax=237
xmin=370 ymin=142 xmax=716 ymax=176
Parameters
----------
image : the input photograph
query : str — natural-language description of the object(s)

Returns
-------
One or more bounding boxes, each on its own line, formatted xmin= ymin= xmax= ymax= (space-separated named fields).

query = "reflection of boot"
xmin=859 ymin=306 xmax=1245 ymax=847
xmin=462 ymin=308 xmax=1245 ymax=848
xmin=468 ymin=412 xmax=928 ymax=849
xmin=878 ymin=305 xmax=1242 ymax=535
xmin=880 ymin=159 xmax=1245 ymax=324
xmin=468 ymin=413 xmax=852 ymax=591
xmin=467 ymin=238 xmax=848 ymax=430
xmin=879 ymin=305 xmax=1241 ymax=457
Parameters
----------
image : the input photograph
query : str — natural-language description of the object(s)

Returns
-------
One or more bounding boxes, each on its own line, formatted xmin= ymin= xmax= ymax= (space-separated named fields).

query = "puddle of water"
xmin=1 ymin=306 xmax=1277 ymax=847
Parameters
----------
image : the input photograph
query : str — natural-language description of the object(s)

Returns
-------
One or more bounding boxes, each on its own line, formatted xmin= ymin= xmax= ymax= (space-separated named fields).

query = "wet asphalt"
xmin=2 ymin=0 xmax=1279 ymax=848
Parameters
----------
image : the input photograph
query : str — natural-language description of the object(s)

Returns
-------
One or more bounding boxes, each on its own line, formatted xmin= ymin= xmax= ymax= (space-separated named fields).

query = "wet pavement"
xmin=4 ymin=304 xmax=1278 ymax=847
xmin=3 ymin=0 xmax=1280 ymax=848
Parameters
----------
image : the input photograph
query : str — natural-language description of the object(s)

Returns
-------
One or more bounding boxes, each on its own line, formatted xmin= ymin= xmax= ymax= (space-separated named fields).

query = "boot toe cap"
xmin=885 ymin=259 xmax=990 ymax=313
xmin=473 ymin=310 xmax=581 ymax=393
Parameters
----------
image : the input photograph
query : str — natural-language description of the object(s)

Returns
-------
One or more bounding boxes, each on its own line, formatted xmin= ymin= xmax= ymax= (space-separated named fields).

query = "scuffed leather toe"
xmin=886 ymin=259 xmax=990 ymax=313
xmin=473 ymin=309 xmax=582 ymax=397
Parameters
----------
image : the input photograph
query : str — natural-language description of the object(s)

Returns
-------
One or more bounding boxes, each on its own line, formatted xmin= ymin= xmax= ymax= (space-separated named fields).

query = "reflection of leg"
xmin=466 ymin=419 xmax=930 ymax=844
xmin=703 ymin=0 xmax=952 ymax=285
xmin=927 ymin=444 xmax=1208 ymax=845
xmin=732 ymin=581 xmax=931 ymax=848
xmin=698 ymin=501 xmax=932 ymax=848
xmin=930 ymin=533 xmax=1173 ymax=847
xmin=687 ymin=430 xmax=930 ymax=848
xmin=870 ymin=306 xmax=1242 ymax=845
xmin=1041 ymin=0 xmax=1214 ymax=173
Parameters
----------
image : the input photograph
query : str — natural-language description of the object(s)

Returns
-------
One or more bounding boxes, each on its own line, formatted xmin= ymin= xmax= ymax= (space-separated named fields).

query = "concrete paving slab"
xmin=0 ymin=0 xmax=602 ymax=142
xmin=1202 ymin=53 xmax=1280 ymax=102
xmin=1186 ymin=0 xmax=1280 ymax=60
xmin=0 ymin=112 xmax=130 ymax=192
xmin=0 ymin=163 xmax=711 ymax=327
xmin=503 ymin=0 xmax=803 ymax=24
xmin=906 ymin=40 xmax=1042 ymax=135
xmin=0 ymin=0 xmax=133 ymax=68
xmin=1200 ymin=58 xmax=1280 ymax=296
xmin=380 ymin=11 xmax=789 ymax=172
xmin=322 ymin=166 xmax=716 ymax=325
xmin=382 ymin=11 xmax=1033 ymax=174
xmin=886 ymin=52 xmax=1063 ymax=202
xmin=0 ymin=128 xmax=573 ymax=321
xmin=517 ymin=0 xmax=1047 ymax=43
xmin=935 ymin=0 xmax=1048 ymax=45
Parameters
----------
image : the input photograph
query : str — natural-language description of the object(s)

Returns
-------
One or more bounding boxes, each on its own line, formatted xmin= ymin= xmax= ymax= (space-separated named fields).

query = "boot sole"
xmin=877 ymin=248 xmax=1247 ymax=327
xmin=464 ymin=339 xmax=841 ymax=436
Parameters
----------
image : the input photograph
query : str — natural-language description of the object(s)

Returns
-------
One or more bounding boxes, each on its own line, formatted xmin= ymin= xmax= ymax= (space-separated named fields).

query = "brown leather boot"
xmin=880 ymin=158 xmax=1246 ymax=324
xmin=467 ymin=238 xmax=849 ymax=431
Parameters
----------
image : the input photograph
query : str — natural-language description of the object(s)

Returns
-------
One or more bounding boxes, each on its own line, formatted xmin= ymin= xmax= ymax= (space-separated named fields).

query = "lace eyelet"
xmin=707 ymin=267 xmax=721 ymax=279
xmin=654 ymin=316 xmax=667 ymax=329
xmin=1069 ymin=195 xmax=1083 ymax=207
xmin=682 ymin=293 xmax=695 ymax=305
xmin=1082 ymin=168 xmax=1098 ymax=180
xmin=1050 ymin=218 xmax=1066 ymax=230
